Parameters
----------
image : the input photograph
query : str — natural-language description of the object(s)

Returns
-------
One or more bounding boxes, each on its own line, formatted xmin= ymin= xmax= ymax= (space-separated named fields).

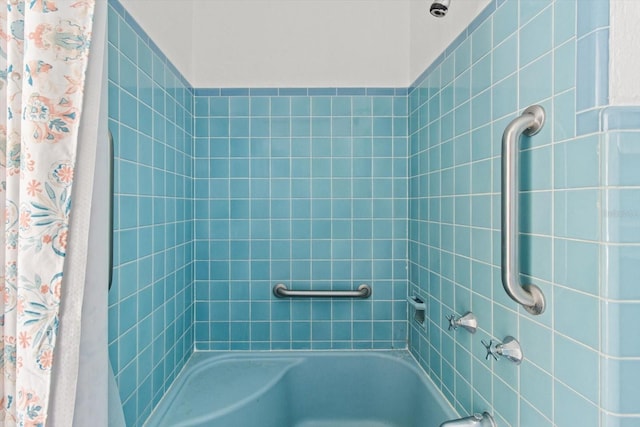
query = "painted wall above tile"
xmin=120 ymin=0 xmax=637 ymax=102
xmin=609 ymin=0 xmax=640 ymax=104
xmin=118 ymin=0 xmax=489 ymax=88
xmin=120 ymin=0 xmax=411 ymax=87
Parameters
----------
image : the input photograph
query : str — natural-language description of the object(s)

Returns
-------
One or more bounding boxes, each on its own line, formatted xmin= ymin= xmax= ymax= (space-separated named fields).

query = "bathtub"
xmin=145 ymin=351 xmax=458 ymax=427
xmin=145 ymin=350 xmax=457 ymax=427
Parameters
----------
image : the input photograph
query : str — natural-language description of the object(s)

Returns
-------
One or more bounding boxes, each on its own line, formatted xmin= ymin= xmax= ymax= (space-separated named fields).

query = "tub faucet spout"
xmin=439 ymin=412 xmax=496 ymax=427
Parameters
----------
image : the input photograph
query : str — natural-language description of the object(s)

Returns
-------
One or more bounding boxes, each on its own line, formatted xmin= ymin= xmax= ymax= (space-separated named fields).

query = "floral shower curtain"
xmin=0 ymin=1 xmax=96 ymax=425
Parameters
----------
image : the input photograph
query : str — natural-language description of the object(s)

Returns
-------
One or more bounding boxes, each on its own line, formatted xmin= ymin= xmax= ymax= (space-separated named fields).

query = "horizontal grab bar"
xmin=501 ymin=105 xmax=546 ymax=315
xmin=273 ymin=283 xmax=372 ymax=299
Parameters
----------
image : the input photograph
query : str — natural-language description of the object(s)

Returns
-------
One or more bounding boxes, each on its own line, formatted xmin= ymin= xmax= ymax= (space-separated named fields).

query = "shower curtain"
xmin=0 ymin=1 xmax=98 ymax=425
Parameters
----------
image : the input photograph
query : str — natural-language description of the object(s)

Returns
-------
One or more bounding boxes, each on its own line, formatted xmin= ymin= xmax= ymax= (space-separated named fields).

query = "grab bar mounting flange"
xmin=521 ymin=105 xmax=545 ymax=137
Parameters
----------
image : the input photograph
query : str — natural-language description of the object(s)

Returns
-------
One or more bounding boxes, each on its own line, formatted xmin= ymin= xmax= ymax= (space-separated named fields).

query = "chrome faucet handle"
xmin=447 ymin=312 xmax=478 ymax=333
xmin=496 ymin=336 xmax=524 ymax=365
xmin=482 ymin=336 xmax=523 ymax=365
xmin=481 ymin=339 xmax=499 ymax=361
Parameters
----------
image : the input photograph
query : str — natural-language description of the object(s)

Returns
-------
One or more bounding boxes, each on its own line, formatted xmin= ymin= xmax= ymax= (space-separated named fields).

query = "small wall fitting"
xmin=408 ymin=296 xmax=426 ymax=328
xmin=440 ymin=412 xmax=496 ymax=427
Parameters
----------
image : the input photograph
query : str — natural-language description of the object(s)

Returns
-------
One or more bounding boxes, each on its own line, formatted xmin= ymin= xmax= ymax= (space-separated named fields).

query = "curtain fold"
xmin=0 ymin=1 xmax=96 ymax=425
xmin=48 ymin=1 xmax=107 ymax=425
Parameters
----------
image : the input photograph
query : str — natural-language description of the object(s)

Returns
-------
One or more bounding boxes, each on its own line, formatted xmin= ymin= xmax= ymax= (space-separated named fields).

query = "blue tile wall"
xmin=193 ymin=90 xmax=408 ymax=350
xmin=108 ymin=1 xmax=194 ymax=426
xmin=107 ymin=0 xmax=640 ymax=425
xmin=601 ymin=107 xmax=640 ymax=425
xmin=406 ymin=0 xmax=622 ymax=425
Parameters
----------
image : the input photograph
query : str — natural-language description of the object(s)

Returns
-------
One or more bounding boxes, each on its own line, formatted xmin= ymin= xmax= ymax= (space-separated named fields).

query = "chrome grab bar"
xmin=108 ymin=130 xmax=114 ymax=291
xmin=501 ymin=105 xmax=546 ymax=315
xmin=273 ymin=283 xmax=372 ymax=298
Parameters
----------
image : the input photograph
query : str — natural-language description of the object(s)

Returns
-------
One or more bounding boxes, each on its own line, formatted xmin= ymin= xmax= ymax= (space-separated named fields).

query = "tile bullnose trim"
xmin=193 ymin=87 xmax=407 ymax=97
xmin=601 ymin=106 xmax=640 ymax=131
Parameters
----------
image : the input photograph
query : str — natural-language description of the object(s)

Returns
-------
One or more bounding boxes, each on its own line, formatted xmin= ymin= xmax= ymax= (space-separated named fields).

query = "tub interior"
xmin=145 ymin=351 xmax=457 ymax=427
xmin=152 ymin=357 xmax=302 ymax=425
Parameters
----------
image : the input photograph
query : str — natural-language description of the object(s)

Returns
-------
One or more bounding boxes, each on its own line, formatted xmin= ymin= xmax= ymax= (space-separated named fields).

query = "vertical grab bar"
xmin=108 ymin=130 xmax=114 ymax=291
xmin=501 ymin=105 xmax=546 ymax=315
